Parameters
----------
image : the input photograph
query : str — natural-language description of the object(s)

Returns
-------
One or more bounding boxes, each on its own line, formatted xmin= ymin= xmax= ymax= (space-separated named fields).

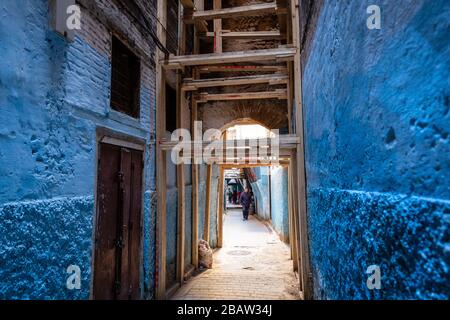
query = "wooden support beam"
xmin=161 ymin=47 xmax=296 ymax=69
xmin=191 ymin=100 xmax=199 ymax=268
xmin=197 ymin=89 xmax=287 ymax=102
xmin=160 ymin=134 xmax=300 ymax=151
xmin=182 ymin=74 xmax=289 ymax=91
xmin=155 ymin=0 xmax=167 ymax=300
xmin=291 ymin=0 xmax=312 ymax=300
xmin=213 ymin=0 xmax=222 ymax=53
xmin=176 ymin=0 xmax=186 ymax=287
xmin=196 ymin=65 xmax=288 ymax=74
xmin=217 ymin=166 xmax=225 ymax=248
xmin=201 ymin=30 xmax=285 ymax=40
xmin=204 ymin=165 xmax=212 ymax=243
xmin=188 ymin=2 xmax=287 ymax=20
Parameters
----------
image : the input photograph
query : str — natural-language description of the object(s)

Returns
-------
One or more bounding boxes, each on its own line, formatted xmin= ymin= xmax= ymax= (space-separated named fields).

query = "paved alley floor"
xmin=172 ymin=209 xmax=301 ymax=300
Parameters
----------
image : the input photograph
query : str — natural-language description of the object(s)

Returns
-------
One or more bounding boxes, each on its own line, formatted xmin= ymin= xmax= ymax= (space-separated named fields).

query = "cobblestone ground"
xmin=173 ymin=209 xmax=301 ymax=300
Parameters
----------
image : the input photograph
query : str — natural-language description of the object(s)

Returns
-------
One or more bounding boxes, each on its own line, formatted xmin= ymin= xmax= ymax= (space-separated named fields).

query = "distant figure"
xmin=239 ymin=188 xmax=252 ymax=221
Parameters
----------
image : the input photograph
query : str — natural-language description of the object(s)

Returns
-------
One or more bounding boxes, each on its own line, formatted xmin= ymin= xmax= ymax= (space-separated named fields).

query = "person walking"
xmin=239 ymin=188 xmax=252 ymax=221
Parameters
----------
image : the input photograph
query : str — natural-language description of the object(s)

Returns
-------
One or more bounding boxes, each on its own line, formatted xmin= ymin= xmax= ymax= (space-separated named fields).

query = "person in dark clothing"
xmin=239 ymin=188 xmax=252 ymax=221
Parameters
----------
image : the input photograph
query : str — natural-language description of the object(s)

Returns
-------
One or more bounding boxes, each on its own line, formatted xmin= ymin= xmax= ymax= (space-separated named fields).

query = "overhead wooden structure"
xmin=161 ymin=47 xmax=296 ymax=69
xmin=156 ymin=0 xmax=311 ymax=301
xmin=196 ymin=89 xmax=288 ymax=102
xmin=186 ymin=2 xmax=287 ymax=21
xmin=182 ymin=74 xmax=289 ymax=91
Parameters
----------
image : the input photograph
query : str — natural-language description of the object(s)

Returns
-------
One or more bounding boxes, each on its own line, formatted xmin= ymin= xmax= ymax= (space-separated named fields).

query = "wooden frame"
xmin=161 ymin=47 xmax=296 ymax=69
xmin=187 ymin=2 xmax=287 ymax=21
xmin=182 ymin=74 xmax=289 ymax=91
xmin=290 ymin=0 xmax=312 ymax=299
xmin=155 ymin=0 xmax=167 ymax=300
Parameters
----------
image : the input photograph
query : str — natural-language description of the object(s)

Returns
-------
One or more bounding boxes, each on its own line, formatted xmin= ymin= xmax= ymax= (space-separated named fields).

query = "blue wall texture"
xmin=270 ymin=167 xmax=290 ymax=242
xmin=0 ymin=1 xmax=157 ymax=299
xmin=302 ymin=0 xmax=449 ymax=299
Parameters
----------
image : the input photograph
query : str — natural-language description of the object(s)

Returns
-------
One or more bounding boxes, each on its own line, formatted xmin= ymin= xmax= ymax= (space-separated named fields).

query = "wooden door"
xmin=94 ymin=142 xmax=143 ymax=300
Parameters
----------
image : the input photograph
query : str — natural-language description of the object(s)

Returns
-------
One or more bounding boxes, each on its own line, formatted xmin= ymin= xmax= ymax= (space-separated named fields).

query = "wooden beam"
xmin=201 ymin=30 xmax=285 ymax=40
xmin=160 ymin=134 xmax=300 ymax=150
xmin=191 ymin=100 xmax=199 ymax=268
xmin=291 ymin=0 xmax=312 ymax=300
xmin=193 ymin=0 xmax=206 ymax=52
xmin=176 ymin=0 xmax=186 ymax=287
xmin=182 ymin=74 xmax=289 ymax=91
xmin=217 ymin=166 xmax=225 ymax=248
xmin=213 ymin=0 xmax=222 ymax=53
xmin=204 ymin=165 xmax=212 ymax=243
xmin=189 ymin=2 xmax=287 ymax=20
xmin=161 ymin=47 xmax=296 ymax=69
xmin=156 ymin=0 xmax=167 ymax=300
xmin=196 ymin=65 xmax=288 ymax=74
xmin=197 ymin=89 xmax=287 ymax=102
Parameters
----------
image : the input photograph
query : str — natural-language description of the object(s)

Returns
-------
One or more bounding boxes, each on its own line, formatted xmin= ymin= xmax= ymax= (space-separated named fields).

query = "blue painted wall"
xmin=0 ymin=1 xmax=157 ymax=299
xmin=302 ymin=0 xmax=450 ymax=299
xmin=270 ymin=167 xmax=289 ymax=242
xmin=250 ymin=167 xmax=271 ymax=220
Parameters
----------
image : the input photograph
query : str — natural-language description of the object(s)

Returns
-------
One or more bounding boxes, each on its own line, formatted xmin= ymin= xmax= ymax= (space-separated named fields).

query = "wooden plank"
xmin=176 ymin=0 xmax=186 ymax=287
xmin=217 ymin=166 xmax=225 ymax=248
xmin=191 ymin=100 xmax=199 ymax=268
xmin=189 ymin=2 xmax=287 ymax=20
xmin=204 ymin=165 xmax=212 ymax=243
xmin=182 ymin=74 xmax=289 ymax=91
xmin=155 ymin=0 xmax=167 ymax=300
xmin=196 ymin=65 xmax=288 ymax=74
xmin=291 ymin=0 xmax=312 ymax=300
xmin=160 ymin=134 xmax=300 ymax=150
xmin=201 ymin=30 xmax=285 ymax=39
xmin=197 ymin=89 xmax=287 ymax=102
xmin=213 ymin=0 xmax=222 ymax=54
xmin=161 ymin=47 xmax=296 ymax=69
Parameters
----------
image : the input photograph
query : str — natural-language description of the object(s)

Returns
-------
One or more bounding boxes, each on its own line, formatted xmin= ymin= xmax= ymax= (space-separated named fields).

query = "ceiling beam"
xmin=182 ymin=73 xmax=289 ymax=91
xmin=186 ymin=2 xmax=287 ymax=21
xmin=196 ymin=89 xmax=287 ymax=102
xmin=200 ymin=30 xmax=285 ymax=40
xmin=161 ymin=47 xmax=296 ymax=69
xmin=196 ymin=65 xmax=288 ymax=74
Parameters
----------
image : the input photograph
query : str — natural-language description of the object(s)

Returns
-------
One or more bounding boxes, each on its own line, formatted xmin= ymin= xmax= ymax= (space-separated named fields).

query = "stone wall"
xmin=0 ymin=0 xmax=157 ymax=299
xmin=301 ymin=0 xmax=450 ymax=299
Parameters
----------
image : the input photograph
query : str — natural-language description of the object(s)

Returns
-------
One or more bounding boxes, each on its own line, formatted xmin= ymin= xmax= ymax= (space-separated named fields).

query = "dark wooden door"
xmin=94 ymin=143 xmax=143 ymax=300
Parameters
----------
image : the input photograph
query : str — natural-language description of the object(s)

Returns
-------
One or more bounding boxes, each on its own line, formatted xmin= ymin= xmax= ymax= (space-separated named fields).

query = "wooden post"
xmin=156 ymin=0 xmax=167 ymax=300
xmin=213 ymin=0 xmax=222 ymax=54
xmin=204 ymin=164 xmax=212 ymax=243
xmin=217 ymin=166 xmax=225 ymax=248
xmin=291 ymin=0 xmax=312 ymax=299
xmin=191 ymin=100 xmax=199 ymax=268
xmin=194 ymin=0 xmax=204 ymax=54
xmin=176 ymin=0 xmax=187 ymax=285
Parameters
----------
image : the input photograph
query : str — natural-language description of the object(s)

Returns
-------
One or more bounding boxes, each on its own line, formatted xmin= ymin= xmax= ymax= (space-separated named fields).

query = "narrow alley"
xmin=0 ymin=0 xmax=448 ymax=303
xmin=173 ymin=209 xmax=300 ymax=300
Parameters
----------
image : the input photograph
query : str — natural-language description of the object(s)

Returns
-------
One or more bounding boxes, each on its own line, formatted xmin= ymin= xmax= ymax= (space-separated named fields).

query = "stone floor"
xmin=172 ymin=209 xmax=301 ymax=300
